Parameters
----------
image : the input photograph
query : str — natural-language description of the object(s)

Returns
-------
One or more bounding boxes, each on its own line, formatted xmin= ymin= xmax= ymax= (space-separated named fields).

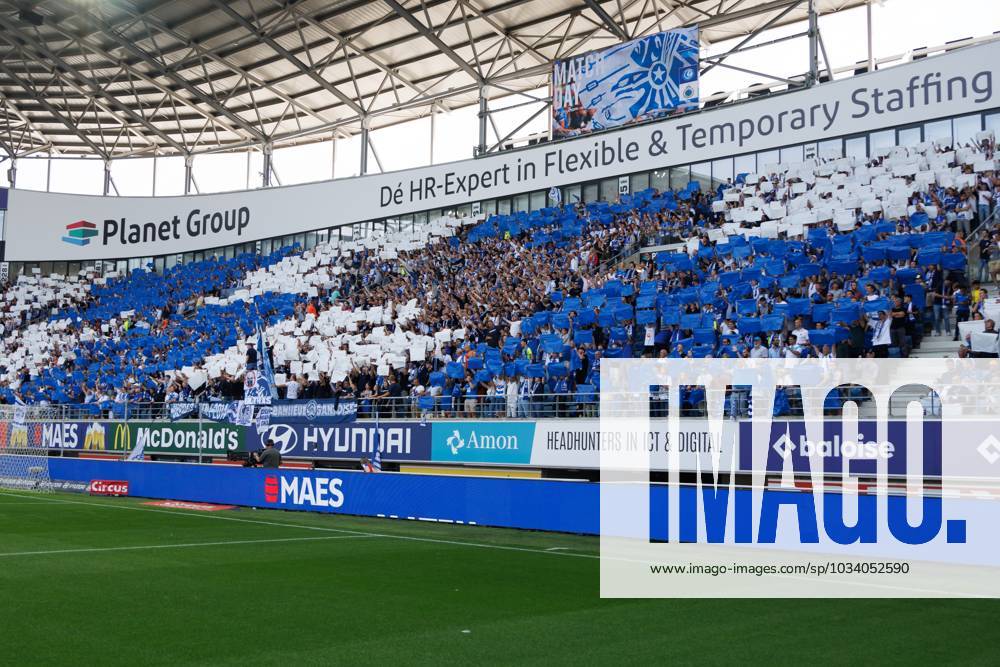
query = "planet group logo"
xmin=62 ymin=220 xmax=98 ymax=246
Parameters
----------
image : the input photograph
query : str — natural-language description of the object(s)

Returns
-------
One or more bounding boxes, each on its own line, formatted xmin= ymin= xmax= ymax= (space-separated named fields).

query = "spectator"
xmin=871 ymin=310 xmax=892 ymax=358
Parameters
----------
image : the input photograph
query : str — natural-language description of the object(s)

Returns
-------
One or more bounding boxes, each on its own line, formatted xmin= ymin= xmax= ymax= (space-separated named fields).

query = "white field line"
xmin=0 ymin=490 xmax=600 ymax=559
xmin=0 ymin=534 xmax=375 ymax=558
xmin=0 ymin=491 xmax=987 ymax=597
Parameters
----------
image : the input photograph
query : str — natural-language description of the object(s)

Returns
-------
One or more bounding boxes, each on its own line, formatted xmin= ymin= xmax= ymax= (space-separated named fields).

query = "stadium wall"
xmin=47 ymin=458 xmax=602 ymax=534
xmin=3 ymin=40 xmax=999 ymax=262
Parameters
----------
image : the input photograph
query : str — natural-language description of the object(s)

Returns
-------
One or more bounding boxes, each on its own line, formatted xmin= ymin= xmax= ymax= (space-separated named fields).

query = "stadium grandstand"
xmin=2 ymin=0 xmax=1000 ymax=661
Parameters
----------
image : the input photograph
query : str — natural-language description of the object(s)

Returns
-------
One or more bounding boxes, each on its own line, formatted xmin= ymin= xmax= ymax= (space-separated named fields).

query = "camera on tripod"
xmin=227 ymin=451 xmax=257 ymax=467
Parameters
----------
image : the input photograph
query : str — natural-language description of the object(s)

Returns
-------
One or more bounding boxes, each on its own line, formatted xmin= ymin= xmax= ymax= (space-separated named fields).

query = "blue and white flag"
xmin=245 ymin=327 xmax=278 ymax=405
xmin=258 ymin=327 xmax=278 ymax=401
xmin=169 ymin=401 xmax=253 ymax=426
xmin=255 ymin=406 xmax=272 ymax=435
xmin=126 ymin=440 xmax=145 ymax=461
xmin=168 ymin=402 xmax=198 ymax=421
xmin=366 ymin=415 xmax=382 ymax=472
xmin=548 ymin=186 xmax=562 ymax=204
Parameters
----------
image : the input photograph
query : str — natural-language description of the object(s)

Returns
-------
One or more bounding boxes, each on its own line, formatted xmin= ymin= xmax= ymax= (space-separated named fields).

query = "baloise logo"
xmin=262 ymin=424 xmax=298 ymax=454
xmin=62 ymin=220 xmax=98 ymax=246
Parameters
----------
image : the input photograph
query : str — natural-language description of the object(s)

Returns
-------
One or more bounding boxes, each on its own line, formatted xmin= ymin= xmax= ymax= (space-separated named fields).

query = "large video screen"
xmin=551 ymin=27 xmax=699 ymax=139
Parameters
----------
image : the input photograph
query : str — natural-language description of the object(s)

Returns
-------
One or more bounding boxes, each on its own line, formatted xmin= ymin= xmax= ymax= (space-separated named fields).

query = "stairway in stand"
xmin=908 ymin=335 xmax=960 ymax=358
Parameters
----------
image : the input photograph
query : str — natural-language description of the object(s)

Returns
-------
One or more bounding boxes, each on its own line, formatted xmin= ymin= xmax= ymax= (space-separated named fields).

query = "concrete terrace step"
xmin=909 ymin=335 xmax=960 ymax=358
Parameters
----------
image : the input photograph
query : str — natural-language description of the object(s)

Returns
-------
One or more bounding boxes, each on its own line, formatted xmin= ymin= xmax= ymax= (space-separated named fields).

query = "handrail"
xmin=967 ymin=206 xmax=1000 ymax=283
xmin=4 ymin=387 xmax=999 ymax=422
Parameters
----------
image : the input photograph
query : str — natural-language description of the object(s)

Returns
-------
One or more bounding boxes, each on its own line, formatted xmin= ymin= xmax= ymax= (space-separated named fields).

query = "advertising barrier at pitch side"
xmin=0 ymin=420 xmax=245 ymax=455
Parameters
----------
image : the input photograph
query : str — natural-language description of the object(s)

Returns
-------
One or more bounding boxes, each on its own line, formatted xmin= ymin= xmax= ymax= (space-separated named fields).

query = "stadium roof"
xmin=0 ymin=0 xmax=866 ymax=159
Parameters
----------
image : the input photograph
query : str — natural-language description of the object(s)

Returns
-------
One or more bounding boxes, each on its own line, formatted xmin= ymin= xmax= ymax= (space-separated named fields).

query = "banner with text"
xmin=268 ymin=398 xmax=358 ymax=424
xmin=0 ymin=420 xmax=245 ymax=455
xmin=4 ymin=40 xmax=998 ymax=261
xmin=531 ymin=419 xmax=736 ymax=470
xmin=248 ymin=420 xmax=430 ymax=461
xmin=430 ymin=421 xmax=536 ymax=465
xmin=552 ymin=27 xmax=699 ymax=139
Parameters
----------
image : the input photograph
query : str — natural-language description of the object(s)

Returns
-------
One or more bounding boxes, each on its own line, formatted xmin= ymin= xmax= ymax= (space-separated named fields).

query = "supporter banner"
xmin=5 ymin=40 xmax=998 ymax=261
xmin=168 ymin=401 xmax=254 ymax=425
xmin=248 ymin=420 xmax=430 ymax=461
xmin=552 ymin=27 xmax=699 ymax=139
xmin=168 ymin=398 xmax=359 ymax=427
xmin=530 ymin=419 xmax=737 ymax=471
xmin=430 ymin=422 xmax=536 ymax=465
xmin=268 ymin=398 xmax=358 ymax=424
xmin=0 ymin=420 xmax=245 ymax=455
xmin=243 ymin=369 xmax=273 ymax=406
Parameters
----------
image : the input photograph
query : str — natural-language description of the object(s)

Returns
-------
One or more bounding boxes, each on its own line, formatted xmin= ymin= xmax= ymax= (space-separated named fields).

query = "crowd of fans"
xmin=1 ymin=138 xmax=999 ymax=416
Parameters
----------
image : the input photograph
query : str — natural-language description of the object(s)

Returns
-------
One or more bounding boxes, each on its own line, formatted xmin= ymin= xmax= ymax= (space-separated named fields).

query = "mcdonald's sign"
xmin=112 ymin=423 xmax=132 ymax=452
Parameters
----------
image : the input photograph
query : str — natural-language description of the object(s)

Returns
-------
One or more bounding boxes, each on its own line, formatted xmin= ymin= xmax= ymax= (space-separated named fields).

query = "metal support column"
xmin=183 ymin=154 xmax=194 ymax=194
xmin=103 ymin=159 xmax=112 ymax=195
xmin=807 ymin=0 xmax=819 ymax=86
xmin=262 ymin=142 xmax=273 ymax=188
xmin=866 ymin=0 xmax=874 ymax=73
xmin=430 ymin=103 xmax=436 ymax=165
xmin=477 ymin=87 xmax=487 ymax=156
xmin=360 ymin=117 xmax=370 ymax=175
xmin=6 ymin=156 xmax=15 ymax=189
xmin=331 ymin=131 xmax=337 ymax=179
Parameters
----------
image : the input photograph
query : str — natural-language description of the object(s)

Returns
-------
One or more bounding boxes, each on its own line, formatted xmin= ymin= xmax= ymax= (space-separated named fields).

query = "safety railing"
xmin=5 ymin=386 xmax=999 ymax=423
xmin=968 ymin=206 xmax=1000 ymax=283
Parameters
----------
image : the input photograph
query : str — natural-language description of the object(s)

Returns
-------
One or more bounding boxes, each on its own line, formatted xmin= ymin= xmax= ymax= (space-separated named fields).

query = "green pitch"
xmin=0 ymin=491 xmax=995 ymax=665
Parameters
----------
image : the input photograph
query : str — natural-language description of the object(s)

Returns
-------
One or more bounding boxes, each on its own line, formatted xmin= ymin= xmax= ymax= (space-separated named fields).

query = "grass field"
xmin=0 ymin=490 xmax=997 ymax=665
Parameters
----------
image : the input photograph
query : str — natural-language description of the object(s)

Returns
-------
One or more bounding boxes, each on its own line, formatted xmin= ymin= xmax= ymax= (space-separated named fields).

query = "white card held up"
xmin=971 ymin=332 xmax=999 ymax=353
xmin=188 ymin=371 xmax=207 ymax=390
xmin=958 ymin=319 xmax=985 ymax=341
